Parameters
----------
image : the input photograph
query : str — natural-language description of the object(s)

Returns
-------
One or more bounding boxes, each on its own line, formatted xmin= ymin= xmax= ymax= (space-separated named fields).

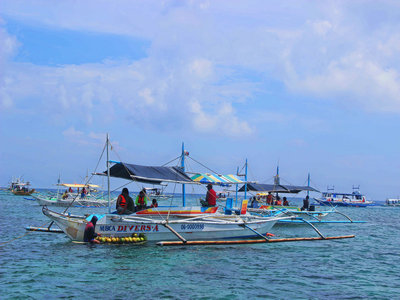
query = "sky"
xmin=1 ymin=0 xmax=400 ymax=200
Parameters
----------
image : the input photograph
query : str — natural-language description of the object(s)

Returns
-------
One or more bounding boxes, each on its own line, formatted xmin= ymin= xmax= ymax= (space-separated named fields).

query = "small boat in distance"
xmin=385 ymin=198 xmax=400 ymax=207
xmin=33 ymin=182 xmax=108 ymax=207
xmin=314 ymin=186 xmax=374 ymax=207
xmin=11 ymin=180 xmax=35 ymax=196
xmin=143 ymin=187 xmax=172 ymax=201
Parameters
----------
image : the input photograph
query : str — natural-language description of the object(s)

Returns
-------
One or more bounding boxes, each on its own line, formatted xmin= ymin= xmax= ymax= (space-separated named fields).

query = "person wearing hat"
xmin=201 ymin=184 xmax=217 ymax=207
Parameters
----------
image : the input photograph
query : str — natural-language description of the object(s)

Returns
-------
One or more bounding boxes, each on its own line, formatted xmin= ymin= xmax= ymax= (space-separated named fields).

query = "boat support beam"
xmin=333 ymin=211 xmax=354 ymax=222
xmin=162 ymin=223 xmax=187 ymax=244
xmin=295 ymin=218 xmax=325 ymax=239
xmin=241 ymin=223 xmax=269 ymax=241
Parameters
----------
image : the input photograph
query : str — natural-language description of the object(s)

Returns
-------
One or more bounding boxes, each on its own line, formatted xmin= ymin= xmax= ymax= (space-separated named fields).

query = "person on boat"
xmin=83 ymin=216 xmax=100 ymax=244
xmin=135 ymin=189 xmax=148 ymax=211
xmin=283 ymin=197 xmax=289 ymax=206
xmin=68 ymin=187 xmax=73 ymax=193
xmin=301 ymin=195 xmax=310 ymax=211
xmin=62 ymin=189 xmax=69 ymax=199
xmin=201 ymin=184 xmax=217 ymax=207
xmin=150 ymin=198 xmax=158 ymax=208
xmin=275 ymin=196 xmax=282 ymax=206
xmin=116 ymin=188 xmax=135 ymax=214
xmin=250 ymin=196 xmax=259 ymax=208
xmin=266 ymin=192 xmax=273 ymax=205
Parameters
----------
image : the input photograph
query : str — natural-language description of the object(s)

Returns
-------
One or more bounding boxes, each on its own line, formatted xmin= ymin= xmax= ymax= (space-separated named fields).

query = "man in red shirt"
xmin=201 ymin=183 xmax=217 ymax=207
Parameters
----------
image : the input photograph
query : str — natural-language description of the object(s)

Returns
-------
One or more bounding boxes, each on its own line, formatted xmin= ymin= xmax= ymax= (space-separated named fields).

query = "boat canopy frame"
xmin=238 ymin=183 xmax=319 ymax=194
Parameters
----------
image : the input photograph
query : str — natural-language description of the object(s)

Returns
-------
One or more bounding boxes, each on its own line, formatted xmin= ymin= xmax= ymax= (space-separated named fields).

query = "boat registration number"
xmin=181 ymin=224 xmax=204 ymax=230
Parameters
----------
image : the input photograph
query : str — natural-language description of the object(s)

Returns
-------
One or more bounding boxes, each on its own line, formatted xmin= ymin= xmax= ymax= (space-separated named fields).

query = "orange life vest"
xmin=138 ymin=196 xmax=145 ymax=205
xmin=119 ymin=195 xmax=126 ymax=207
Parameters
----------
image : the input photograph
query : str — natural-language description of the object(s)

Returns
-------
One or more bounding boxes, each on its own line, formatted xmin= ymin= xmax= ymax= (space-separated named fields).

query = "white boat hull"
xmin=33 ymin=195 xmax=110 ymax=207
xmin=43 ymin=207 xmax=279 ymax=242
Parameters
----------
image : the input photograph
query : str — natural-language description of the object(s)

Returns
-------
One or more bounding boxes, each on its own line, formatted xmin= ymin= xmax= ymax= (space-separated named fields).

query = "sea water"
xmin=1 ymin=191 xmax=399 ymax=299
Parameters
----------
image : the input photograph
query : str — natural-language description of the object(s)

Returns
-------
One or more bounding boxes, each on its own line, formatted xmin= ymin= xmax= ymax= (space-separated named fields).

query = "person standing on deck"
xmin=84 ymin=216 xmax=101 ymax=244
xmin=116 ymin=188 xmax=134 ymax=214
xmin=266 ymin=192 xmax=273 ymax=205
xmin=135 ymin=189 xmax=148 ymax=211
xmin=201 ymin=184 xmax=217 ymax=207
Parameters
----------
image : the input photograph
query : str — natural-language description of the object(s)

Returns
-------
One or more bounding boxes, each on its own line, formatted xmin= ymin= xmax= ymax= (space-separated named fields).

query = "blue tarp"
xmin=105 ymin=162 xmax=193 ymax=184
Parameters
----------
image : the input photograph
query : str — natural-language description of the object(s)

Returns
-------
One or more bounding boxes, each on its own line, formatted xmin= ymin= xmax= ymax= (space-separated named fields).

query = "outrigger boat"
xmin=33 ymin=183 xmax=109 ymax=207
xmin=142 ymin=187 xmax=172 ymax=202
xmin=31 ymin=136 xmax=356 ymax=245
xmin=11 ymin=180 xmax=35 ymax=196
xmin=39 ymin=137 xmax=288 ymax=243
xmin=314 ymin=186 xmax=374 ymax=207
xmin=242 ymin=173 xmax=364 ymax=224
xmin=385 ymin=198 xmax=400 ymax=207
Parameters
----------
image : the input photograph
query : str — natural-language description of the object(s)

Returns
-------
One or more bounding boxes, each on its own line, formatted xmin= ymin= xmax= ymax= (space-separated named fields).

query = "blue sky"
xmin=1 ymin=1 xmax=400 ymax=200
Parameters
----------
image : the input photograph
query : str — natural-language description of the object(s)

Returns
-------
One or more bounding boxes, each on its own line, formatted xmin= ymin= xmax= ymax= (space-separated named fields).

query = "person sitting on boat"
xmin=301 ymin=195 xmax=310 ymax=211
xmin=62 ymin=189 xmax=69 ymax=199
xmin=266 ymin=192 xmax=273 ymax=205
xmin=116 ymin=188 xmax=135 ymax=214
xmin=68 ymin=187 xmax=73 ymax=193
xmin=200 ymin=184 xmax=217 ymax=207
xmin=275 ymin=196 xmax=282 ymax=206
xmin=250 ymin=196 xmax=259 ymax=208
xmin=84 ymin=216 xmax=101 ymax=244
xmin=135 ymin=189 xmax=148 ymax=211
xmin=150 ymin=198 xmax=158 ymax=208
xmin=283 ymin=197 xmax=289 ymax=206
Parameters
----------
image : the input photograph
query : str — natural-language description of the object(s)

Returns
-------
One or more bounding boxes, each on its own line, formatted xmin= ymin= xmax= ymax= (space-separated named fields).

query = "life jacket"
xmin=138 ymin=196 xmax=145 ymax=205
xmin=119 ymin=195 xmax=127 ymax=207
xmin=275 ymin=200 xmax=282 ymax=205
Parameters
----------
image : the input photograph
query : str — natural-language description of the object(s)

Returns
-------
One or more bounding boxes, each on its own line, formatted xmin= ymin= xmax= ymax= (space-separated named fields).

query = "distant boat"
xmin=385 ymin=198 xmax=400 ymax=207
xmin=143 ymin=187 xmax=172 ymax=201
xmin=10 ymin=178 xmax=35 ymax=196
xmin=314 ymin=187 xmax=374 ymax=207
xmin=33 ymin=183 xmax=109 ymax=207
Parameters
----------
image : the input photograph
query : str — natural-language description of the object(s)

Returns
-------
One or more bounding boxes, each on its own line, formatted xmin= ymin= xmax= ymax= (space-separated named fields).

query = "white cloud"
xmin=2 ymin=0 xmax=400 ymax=134
xmin=138 ymin=88 xmax=155 ymax=105
xmin=62 ymin=126 xmax=84 ymax=139
xmin=287 ymin=52 xmax=400 ymax=112
xmin=189 ymin=59 xmax=213 ymax=79
xmin=190 ymin=100 xmax=252 ymax=136
xmin=308 ymin=20 xmax=333 ymax=36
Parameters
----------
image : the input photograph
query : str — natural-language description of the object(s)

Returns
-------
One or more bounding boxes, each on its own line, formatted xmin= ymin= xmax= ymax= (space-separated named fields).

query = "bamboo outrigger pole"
xmin=156 ymin=235 xmax=355 ymax=246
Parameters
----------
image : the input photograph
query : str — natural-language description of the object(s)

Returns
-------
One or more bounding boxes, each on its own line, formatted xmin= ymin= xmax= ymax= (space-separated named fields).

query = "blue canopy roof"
xmin=105 ymin=162 xmax=194 ymax=184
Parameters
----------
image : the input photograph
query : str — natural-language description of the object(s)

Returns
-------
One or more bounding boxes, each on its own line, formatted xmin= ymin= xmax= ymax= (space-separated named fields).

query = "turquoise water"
xmin=1 ymin=191 xmax=399 ymax=299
